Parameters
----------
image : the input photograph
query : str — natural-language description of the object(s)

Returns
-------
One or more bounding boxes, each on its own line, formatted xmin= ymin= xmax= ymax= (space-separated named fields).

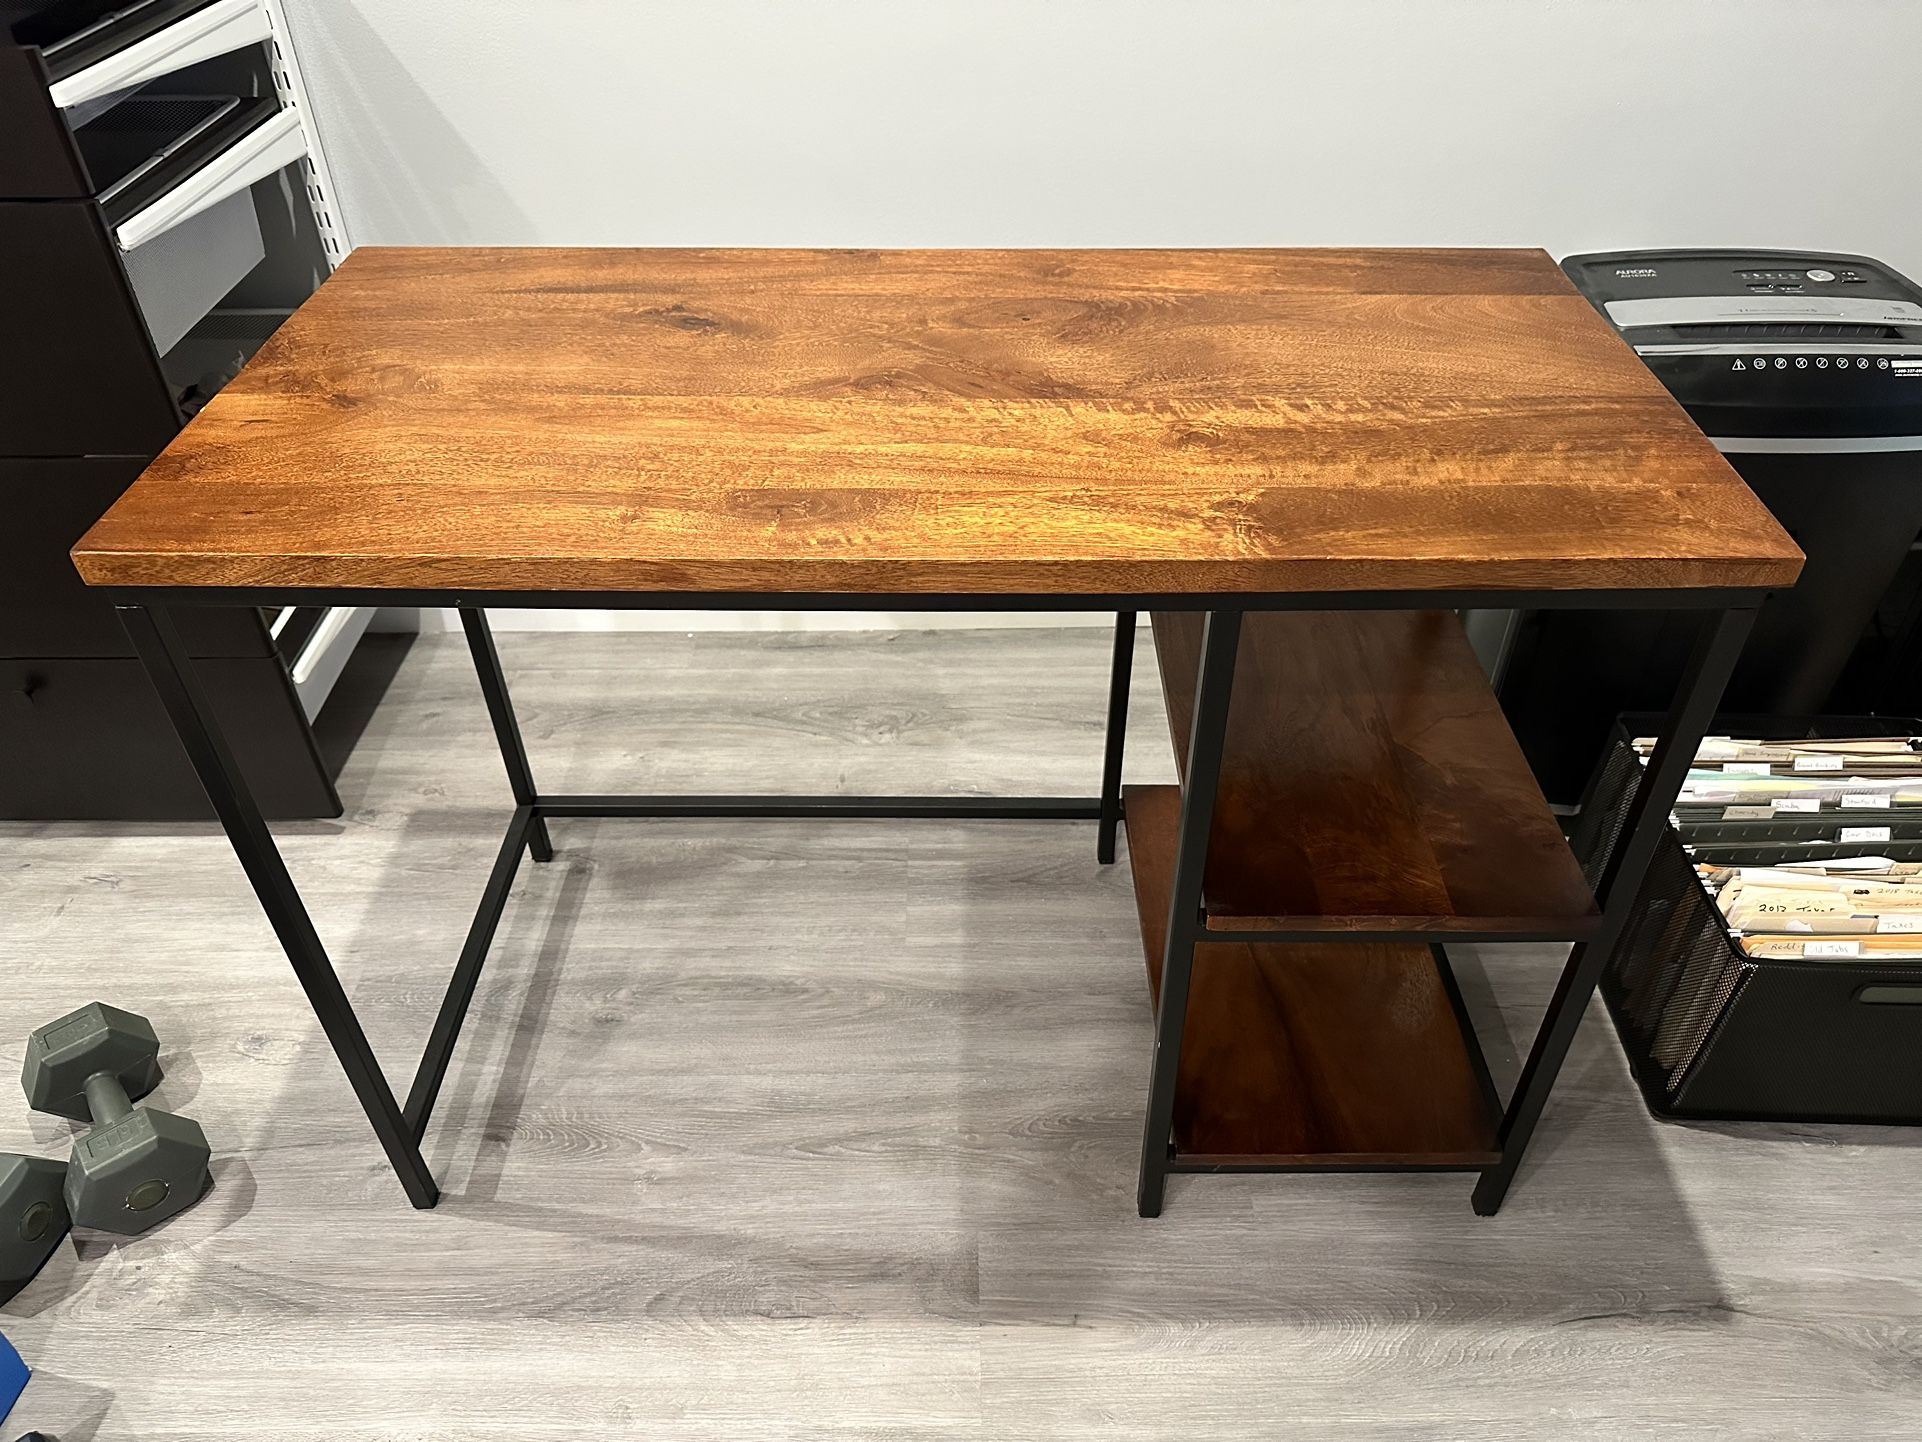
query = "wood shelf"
xmin=1151 ymin=610 xmax=1600 ymax=939
xmin=1125 ymin=785 xmax=1501 ymax=1168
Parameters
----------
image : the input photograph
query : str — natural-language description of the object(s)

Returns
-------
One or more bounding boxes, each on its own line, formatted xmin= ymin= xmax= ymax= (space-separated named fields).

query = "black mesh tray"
xmin=73 ymin=91 xmax=274 ymax=223
xmin=1571 ymin=717 xmax=1922 ymax=1124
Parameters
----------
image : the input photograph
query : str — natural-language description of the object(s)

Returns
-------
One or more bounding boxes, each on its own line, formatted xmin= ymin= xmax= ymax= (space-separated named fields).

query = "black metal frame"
xmin=115 ymin=589 xmax=1760 ymax=1217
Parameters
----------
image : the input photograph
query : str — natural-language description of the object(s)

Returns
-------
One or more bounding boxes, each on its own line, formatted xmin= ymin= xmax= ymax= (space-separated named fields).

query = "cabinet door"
xmin=0 ymin=201 xmax=178 ymax=454
xmin=0 ymin=655 xmax=340 ymax=820
xmin=0 ymin=456 xmax=271 ymax=657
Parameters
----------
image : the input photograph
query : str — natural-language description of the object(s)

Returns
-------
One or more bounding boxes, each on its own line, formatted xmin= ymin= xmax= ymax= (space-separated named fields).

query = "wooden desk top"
xmin=74 ymin=247 xmax=1802 ymax=598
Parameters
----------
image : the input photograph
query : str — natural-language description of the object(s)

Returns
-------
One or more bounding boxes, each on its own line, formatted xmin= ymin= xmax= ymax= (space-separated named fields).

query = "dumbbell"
xmin=21 ymin=1003 xmax=210 ymax=1235
xmin=0 ymin=1153 xmax=69 ymax=1292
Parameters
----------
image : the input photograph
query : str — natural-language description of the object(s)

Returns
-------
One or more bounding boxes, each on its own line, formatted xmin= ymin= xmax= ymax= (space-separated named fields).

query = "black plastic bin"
xmin=1571 ymin=717 xmax=1922 ymax=1124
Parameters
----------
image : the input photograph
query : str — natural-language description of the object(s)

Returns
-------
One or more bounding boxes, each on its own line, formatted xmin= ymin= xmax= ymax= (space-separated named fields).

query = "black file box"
xmin=1572 ymin=719 xmax=1922 ymax=1124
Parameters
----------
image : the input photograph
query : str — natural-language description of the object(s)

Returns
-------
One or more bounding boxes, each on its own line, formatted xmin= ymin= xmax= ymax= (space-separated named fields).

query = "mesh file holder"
xmin=1571 ymin=719 xmax=1922 ymax=1123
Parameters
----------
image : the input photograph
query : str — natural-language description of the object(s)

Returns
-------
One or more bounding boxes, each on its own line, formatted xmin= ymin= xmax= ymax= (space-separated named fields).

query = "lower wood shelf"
xmin=1126 ymin=784 xmax=1502 ymax=1168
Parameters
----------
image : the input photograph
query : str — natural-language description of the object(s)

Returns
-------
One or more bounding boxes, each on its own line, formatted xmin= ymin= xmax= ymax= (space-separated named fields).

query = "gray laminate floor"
xmin=2 ymin=627 xmax=1917 ymax=1440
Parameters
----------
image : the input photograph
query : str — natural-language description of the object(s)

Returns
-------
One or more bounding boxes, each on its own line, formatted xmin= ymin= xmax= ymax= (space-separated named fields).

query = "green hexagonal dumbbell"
xmin=21 ymin=1003 xmax=210 ymax=1235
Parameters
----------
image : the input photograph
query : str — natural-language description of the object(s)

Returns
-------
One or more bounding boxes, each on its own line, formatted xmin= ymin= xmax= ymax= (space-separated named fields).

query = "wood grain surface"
xmin=1124 ymin=783 xmax=1500 ymax=1165
xmin=1 ymin=627 xmax=1916 ymax=1440
xmin=72 ymin=247 xmax=1803 ymax=596
xmin=1152 ymin=609 xmax=1599 ymax=934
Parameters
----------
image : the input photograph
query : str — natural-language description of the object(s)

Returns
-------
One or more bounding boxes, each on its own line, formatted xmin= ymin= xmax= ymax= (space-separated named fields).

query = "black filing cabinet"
xmin=2 ymin=2 xmax=362 ymax=818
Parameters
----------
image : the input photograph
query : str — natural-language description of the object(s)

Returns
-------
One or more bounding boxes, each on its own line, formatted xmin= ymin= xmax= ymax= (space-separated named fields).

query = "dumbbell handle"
xmin=82 ymin=1071 xmax=133 ymax=1127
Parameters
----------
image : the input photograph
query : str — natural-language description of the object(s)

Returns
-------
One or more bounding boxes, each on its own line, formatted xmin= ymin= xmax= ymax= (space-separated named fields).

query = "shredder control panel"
xmin=1562 ymin=249 xmax=1922 ymax=440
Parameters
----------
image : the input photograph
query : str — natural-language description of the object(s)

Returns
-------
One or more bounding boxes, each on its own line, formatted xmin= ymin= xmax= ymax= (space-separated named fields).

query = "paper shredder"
xmin=1485 ymin=248 xmax=1922 ymax=803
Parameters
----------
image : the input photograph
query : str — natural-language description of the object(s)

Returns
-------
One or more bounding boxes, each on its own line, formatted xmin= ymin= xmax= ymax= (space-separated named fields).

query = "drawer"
xmin=0 ymin=95 xmax=303 ymax=448
xmin=39 ymin=2 xmax=274 ymax=117
xmin=0 ymin=653 xmax=340 ymax=820
xmin=78 ymin=92 xmax=295 ymax=352
xmin=0 ymin=201 xmax=179 ymax=454
xmin=0 ymin=600 xmax=270 ymax=659
xmin=87 ymin=93 xmax=302 ymax=252
xmin=0 ymin=456 xmax=272 ymax=656
xmin=3 ymin=1 xmax=276 ymax=196
xmin=124 ymin=185 xmax=264 ymax=355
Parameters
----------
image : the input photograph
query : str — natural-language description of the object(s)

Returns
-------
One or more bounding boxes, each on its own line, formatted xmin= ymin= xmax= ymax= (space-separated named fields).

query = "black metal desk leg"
xmin=459 ymin=606 xmax=555 ymax=862
xmin=1472 ymin=605 xmax=1758 ymax=1216
xmin=119 ymin=606 xmax=441 ymax=1209
xmin=1137 ymin=609 xmax=1241 ymax=1217
xmin=1097 ymin=612 xmax=1137 ymax=864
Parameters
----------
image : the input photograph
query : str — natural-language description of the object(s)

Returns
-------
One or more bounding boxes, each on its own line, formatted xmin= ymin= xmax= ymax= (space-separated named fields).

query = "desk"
xmin=74 ymin=247 xmax=1802 ymax=1217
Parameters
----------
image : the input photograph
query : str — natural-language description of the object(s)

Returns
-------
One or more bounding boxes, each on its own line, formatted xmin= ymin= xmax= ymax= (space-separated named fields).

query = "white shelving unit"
xmin=62 ymin=0 xmax=370 ymax=715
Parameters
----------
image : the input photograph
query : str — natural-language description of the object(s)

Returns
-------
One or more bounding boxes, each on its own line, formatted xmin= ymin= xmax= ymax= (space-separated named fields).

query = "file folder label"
xmin=1795 ymin=756 xmax=1845 ymax=772
xmin=1806 ymin=940 xmax=1865 ymax=957
xmin=1840 ymin=826 xmax=1894 ymax=843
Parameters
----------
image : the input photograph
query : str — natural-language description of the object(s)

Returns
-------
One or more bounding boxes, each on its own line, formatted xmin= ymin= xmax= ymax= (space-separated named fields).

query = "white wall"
xmin=288 ymin=0 xmax=1922 ymax=632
